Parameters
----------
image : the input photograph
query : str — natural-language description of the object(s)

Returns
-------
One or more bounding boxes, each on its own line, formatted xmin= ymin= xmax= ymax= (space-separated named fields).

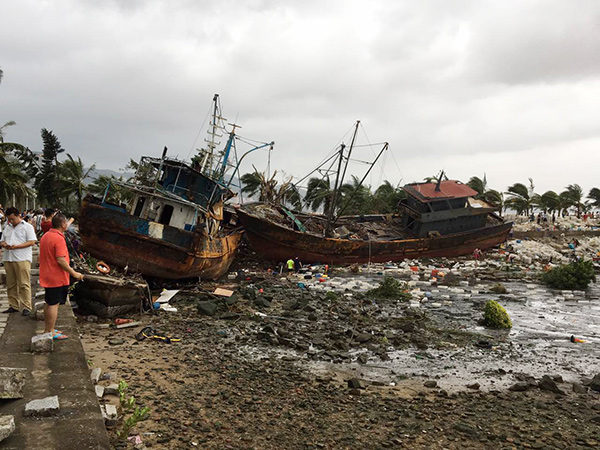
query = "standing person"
xmin=39 ymin=213 xmax=84 ymax=340
xmin=0 ymin=207 xmax=37 ymax=315
xmin=294 ymin=256 xmax=302 ymax=272
xmin=33 ymin=209 xmax=44 ymax=236
xmin=286 ymin=258 xmax=295 ymax=274
xmin=40 ymin=209 xmax=55 ymax=235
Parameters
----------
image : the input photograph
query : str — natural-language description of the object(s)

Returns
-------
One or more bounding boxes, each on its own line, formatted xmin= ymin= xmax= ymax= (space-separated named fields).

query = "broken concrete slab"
xmin=101 ymin=404 xmax=118 ymax=426
xmin=0 ymin=415 xmax=16 ymax=443
xmin=31 ymin=332 xmax=54 ymax=353
xmin=90 ymin=368 xmax=102 ymax=384
xmin=24 ymin=396 xmax=60 ymax=417
xmin=95 ymin=385 xmax=105 ymax=399
xmin=104 ymin=384 xmax=119 ymax=396
xmin=0 ymin=367 xmax=27 ymax=399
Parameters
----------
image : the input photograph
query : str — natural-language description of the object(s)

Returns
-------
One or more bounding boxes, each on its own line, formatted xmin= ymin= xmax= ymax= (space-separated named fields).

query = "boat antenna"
xmin=435 ymin=170 xmax=444 ymax=191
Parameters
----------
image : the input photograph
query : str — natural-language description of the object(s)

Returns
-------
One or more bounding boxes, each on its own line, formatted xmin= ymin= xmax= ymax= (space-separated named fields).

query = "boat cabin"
xmin=399 ymin=180 xmax=495 ymax=237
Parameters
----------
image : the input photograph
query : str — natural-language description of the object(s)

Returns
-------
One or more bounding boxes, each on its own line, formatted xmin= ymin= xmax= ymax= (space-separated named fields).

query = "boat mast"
xmin=325 ymin=120 xmax=360 ymax=236
xmin=325 ymin=144 xmax=345 ymax=236
xmin=201 ymin=94 xmax=223 ymax=175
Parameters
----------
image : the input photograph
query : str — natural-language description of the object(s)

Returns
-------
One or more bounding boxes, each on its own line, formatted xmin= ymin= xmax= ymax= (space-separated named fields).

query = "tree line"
xmin=241 ymin=170 xmax=600 ymax=218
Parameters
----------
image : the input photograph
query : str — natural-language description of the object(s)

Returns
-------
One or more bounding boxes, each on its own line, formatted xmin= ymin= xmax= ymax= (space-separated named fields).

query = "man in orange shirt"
xmin=39 ymin=213 xmax=84 ymax=340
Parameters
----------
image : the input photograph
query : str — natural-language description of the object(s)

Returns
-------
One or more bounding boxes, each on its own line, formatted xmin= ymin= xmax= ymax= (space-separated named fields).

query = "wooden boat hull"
xmin=79 ymin=200 xmax=243 ymax=280
xmin=236 ymin=208 xmax=512 ymax=264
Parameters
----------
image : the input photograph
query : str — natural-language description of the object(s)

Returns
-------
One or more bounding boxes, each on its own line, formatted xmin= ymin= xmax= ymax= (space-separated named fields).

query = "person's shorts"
xmin=45 ymin=286 xmax=69 ymax=306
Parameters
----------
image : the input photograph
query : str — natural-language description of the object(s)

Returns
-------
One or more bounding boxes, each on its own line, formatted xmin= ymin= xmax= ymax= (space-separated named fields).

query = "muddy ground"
xmin=78 ymin=254 xmax=600 ymax=450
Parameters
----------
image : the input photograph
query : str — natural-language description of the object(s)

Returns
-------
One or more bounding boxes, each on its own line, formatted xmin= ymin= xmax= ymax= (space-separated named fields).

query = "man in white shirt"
xmin=0 ymin=207 xmax=37 ymax=315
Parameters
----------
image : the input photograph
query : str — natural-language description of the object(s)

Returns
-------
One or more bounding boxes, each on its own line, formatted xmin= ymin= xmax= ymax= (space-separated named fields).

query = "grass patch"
xmin=368 ymin=277 xmax=412 ymax=301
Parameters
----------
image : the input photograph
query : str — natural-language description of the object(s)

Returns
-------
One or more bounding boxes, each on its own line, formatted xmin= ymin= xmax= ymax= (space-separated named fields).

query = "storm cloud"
xmin=1 ymin=0 xmax=599 ymax=196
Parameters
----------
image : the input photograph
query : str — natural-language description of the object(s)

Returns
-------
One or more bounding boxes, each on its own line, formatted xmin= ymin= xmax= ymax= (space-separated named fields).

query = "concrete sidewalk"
xmin=0 ymin=301 xmax=111 ymax=449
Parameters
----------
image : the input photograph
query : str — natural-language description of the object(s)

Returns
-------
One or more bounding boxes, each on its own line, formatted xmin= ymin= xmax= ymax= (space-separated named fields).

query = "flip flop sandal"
xmin=135 ymin=326 xmax=155 ymax=341
xmin=53 ymin=332 xmax=68 ymax=340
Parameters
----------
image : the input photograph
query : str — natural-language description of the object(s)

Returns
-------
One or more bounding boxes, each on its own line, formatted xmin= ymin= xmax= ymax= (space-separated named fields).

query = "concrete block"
xmin=0 ymin=367 xmax=27 ymax=399
xmin=102 ymin=404 xmax=118 ymax=426
xmin=0 ymin=415 xmax=16 ymax=442
xmin=104 ymin=384 xmax=119 ymax=396
xmin=95 ymin=385 xmax=105 ymax=399
xmin=31 ymin=333 xmax=54 ymax=353
xmin=90 ymin=368 xmax=102 ymax=384
xmin=24 ymin=396 xmax=60 ymax=417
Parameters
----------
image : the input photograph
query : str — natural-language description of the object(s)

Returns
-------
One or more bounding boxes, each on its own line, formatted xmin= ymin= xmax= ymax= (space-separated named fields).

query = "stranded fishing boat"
xmin=79 ymin=94 xmax=273 ymax=279
xmin=236 ymin=123 xmax=511 ymax=264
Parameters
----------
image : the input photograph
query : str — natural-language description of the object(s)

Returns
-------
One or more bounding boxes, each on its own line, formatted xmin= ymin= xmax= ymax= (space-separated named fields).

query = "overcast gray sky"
xmin=2 ymin=0 xmax=599 ymax=196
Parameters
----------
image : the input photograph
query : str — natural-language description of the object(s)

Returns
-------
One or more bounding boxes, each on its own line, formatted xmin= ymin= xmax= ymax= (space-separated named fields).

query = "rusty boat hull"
xmin=79 ymin=200 xmax=243 ymax=280
xmin=236 ymin=208 xmax=512 ymax=264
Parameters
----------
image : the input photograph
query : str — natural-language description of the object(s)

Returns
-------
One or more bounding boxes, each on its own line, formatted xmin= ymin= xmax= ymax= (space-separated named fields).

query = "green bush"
xmin=541 ymin=260 xmax=596 ymax=290
xmin=368 ymin=277 xmax=412 ymax=301
xmin=484 ymin=300 xmax=512 ymax=329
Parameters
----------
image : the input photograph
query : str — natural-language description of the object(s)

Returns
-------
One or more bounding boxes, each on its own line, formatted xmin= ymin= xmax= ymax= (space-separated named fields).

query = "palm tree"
xmin=538 ymin=191 xmax=560 ymax=213
xmin=467 ymin=175 xmax=504 ymax=211
xmin=59 ymin=154 xmax=96 ymax=205
xmin=505 ymin=178 xmax=536 ymax=215
xmin=561 ymin=184 xmax=584 ymax=216
xmin=588 ymin=187 xmax=600 ymax=208
xmin=0 ymin=158 xmax=31 ymax=205
xmin=373 ymin=180 xmax=406 ymax=213
xmin=88 ymin=175 xmax=130 ymax=204
xmin=304 ymin=177 xmax=333 ymax=215
xmin=240 ymin=169 xmax=302 ymax=210
xmin=337 ymin=175 xmax=374 ymax=216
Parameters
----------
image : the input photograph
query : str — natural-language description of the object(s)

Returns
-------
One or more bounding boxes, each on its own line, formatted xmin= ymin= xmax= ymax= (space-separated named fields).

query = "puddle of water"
xmin=234 ymin=272 xmax=600 ymax=392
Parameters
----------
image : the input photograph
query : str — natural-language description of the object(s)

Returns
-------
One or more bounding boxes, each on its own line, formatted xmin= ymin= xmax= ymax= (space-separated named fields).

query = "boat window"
xmin=133 ymin=197 xmax=146 ymax=217
xmin=158 ymin=204 xmax=174 ymax=225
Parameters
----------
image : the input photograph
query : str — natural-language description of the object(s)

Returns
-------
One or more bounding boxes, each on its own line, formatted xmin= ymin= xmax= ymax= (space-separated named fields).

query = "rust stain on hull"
xmin=79 ymin=201 xmax=243 ymax=280
xmin=237 ymin=208 xmax=512 ymax=264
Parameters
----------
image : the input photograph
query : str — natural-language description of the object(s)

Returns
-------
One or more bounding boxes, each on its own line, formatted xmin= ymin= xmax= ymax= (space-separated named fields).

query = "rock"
xmin=30 ymin=332 xmax=54 ymax=353
xmin=109 ymin=338 xmax=125 ymax=346
xmin=90 ymin=368 xmax=102 ymax=384
xmin=508 ymin=382 xmax=530 ymax=392
xmin=0 ymin=367 xmax=27 ymax=399
xmin=357 ymin=354 xmax=368 ymax=365
xmin=467 ymin=383 xmax=480 ymax=390
xmin=0 ymin=416 xmax=15 ymax=443
xmin=95 ymin=385 xmax=105 ymax=399
xmin=102 ymin=404 xmax=118 ymax=426
xmin=590 ymin=374 xmax=600 ymax=393
xmin=354 ymin=332 xmax=372 ymax=343
xmin=104 ymin=384 xmax=119 ymax=396
xmin=538 ymin=375 xmax=565 ymax=395
xmin=253 ymin=296 xmax=271 ymax=308
xmin=197 ymin=301 xmax=218 ymax=316
xmin=551 ymin=374 xmax=563 ymax=383
xmin=24 ymin=396 xmax=60 ymax=417
xmin=572 ymin=383 xmax=588 ymax=394
xmin=424 ymin=380 xmax=438 ymax=388
xmin=347 ymin=378 xmax=366 ymax=390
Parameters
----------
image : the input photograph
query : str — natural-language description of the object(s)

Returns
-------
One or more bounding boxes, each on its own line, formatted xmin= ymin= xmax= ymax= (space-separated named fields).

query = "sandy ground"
xmin=79 ymin=263 xmax=600 ymax=449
